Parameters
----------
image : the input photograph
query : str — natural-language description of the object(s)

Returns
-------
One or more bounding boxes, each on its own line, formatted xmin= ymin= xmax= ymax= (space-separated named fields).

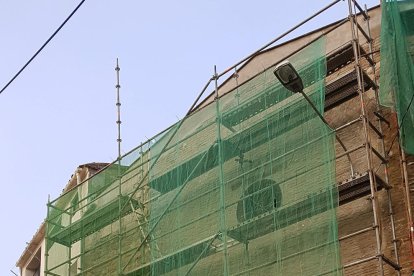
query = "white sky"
xmin=0 ymin=0 xmax=380 ymax=274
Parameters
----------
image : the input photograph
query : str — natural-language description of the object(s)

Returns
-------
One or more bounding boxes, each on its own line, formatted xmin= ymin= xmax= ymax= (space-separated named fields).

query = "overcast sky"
xmin=0 ymin=0 xmax=380 ymax=274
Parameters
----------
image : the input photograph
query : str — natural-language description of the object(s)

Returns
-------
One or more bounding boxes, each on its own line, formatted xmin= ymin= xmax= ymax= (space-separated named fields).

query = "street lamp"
xmin=273 ymin=60 xmax=328 ymax=126
xmin=273 ymin=60 xmax=355 ymax=175
xmin=273 ymin=60 xmax=304 ymax=93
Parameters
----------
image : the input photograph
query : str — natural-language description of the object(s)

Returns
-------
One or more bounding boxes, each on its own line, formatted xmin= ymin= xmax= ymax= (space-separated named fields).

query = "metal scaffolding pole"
xmin=347 ymin=0 xmax=384 ymax=274
xmin=214 ymin=65 xmax=230 ymax=275
xmin=45 ymin=196 xmax=50 ymax=276
xmin=400 ymin=141 xmax=414 ymax=272
xmin=115 ymin=58 xmax=123 ymax=275
xmin=364 ymin=4 xmax=401 ymax=274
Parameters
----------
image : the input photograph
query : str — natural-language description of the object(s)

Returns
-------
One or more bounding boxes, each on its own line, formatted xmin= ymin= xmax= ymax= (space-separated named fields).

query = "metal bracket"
xmin=374 ymin=111 xmax=390 ymax=128
xmin=371 ymin=145 xmax=389 ymax=164
xmin=368 ymin=120 xmax=384 ymax=138
xmin=382 ymin=254 xmax=402 ymax=271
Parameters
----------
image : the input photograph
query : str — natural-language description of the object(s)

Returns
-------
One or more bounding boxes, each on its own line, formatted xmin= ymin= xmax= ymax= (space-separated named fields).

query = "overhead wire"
xmin=0 ymin=0 xmax=87 ymax=95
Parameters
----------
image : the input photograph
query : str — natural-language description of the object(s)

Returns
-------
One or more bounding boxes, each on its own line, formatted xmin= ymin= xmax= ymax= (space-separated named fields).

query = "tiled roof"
xmin=80 ymin=162 xmax=110 ymax=172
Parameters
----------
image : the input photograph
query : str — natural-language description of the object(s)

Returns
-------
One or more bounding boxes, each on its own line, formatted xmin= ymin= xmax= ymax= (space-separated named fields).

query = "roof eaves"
xmin=16 ymin=222 xmax=45 ymax=268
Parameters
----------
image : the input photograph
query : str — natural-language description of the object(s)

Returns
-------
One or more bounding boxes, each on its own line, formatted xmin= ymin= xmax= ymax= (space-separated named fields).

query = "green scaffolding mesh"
xmin=45 ymin=36 xmax=340 ymax=275
xmin=379 ymin=0 xmax=414 ymax=154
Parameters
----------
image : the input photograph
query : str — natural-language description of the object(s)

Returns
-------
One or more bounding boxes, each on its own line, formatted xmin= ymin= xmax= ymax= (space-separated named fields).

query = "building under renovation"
xmin=17 ymin=0 xmax=414 ymax=275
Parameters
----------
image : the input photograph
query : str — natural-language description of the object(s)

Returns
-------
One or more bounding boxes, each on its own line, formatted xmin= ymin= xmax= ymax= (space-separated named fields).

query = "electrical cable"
xmin=0 ymin=0 xmax=87 ymax=95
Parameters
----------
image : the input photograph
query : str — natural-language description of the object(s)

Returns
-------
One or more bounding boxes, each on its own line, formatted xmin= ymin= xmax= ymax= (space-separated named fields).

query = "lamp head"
xmin=273 ymin=60 xmax=304 ymax=93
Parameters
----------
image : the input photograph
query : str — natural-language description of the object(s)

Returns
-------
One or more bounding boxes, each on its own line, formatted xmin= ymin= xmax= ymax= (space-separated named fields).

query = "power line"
xmin=0 ymin=0 xmax=87 ymax=95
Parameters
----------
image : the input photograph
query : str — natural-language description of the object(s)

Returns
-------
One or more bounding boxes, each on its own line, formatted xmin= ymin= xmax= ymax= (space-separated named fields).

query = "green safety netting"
xmin=380 ymin=0 xmax=414 ymax=154
xmin=45 ymin=36 xmax=340 ymax=275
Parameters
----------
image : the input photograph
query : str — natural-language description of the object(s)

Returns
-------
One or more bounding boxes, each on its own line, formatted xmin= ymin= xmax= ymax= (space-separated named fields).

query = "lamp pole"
xmin=274 ymin=60 xmax=355 ymax=176
xmin=300 ymin=90 xmax=354 ymax=175
xmin=299 ymin=90 xmax=329 ymax=127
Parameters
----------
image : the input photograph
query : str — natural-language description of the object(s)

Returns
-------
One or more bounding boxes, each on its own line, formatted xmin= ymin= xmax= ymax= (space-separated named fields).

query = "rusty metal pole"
xmin=364 ymin=4 xmax=401 ymax=274
xmin=347 ymin=0 xmax=384 ymax=274
xmin=400 ymin=142 xmax=414 ymax=273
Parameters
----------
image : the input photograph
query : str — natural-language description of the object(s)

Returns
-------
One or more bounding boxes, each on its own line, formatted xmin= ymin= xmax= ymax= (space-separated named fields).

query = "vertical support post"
xmin=45 ymin=195 xmax=50 ymax=276
xmin=68 ymin=209 xmax=73 ymax=276
xmin=214 ymin=65 xmax=229 ymax=275
xmin=80 ymin=227 xmax=84 ymax=275
xmin=146 ymin=140 xmax=151 ymax=262
xmin=364 ymin=4 xmax=401 ymax=274
xmin=116 ymin=58 xmax=122 ymax=161
xmin=244 ymin=242 xmax=251 ymax=275
xmin=138 ymin=141 xmax=148 ymax=260
xmin=347 ymin=1 xmax=384 ymax=274
xmin=115 ymin=58 xmax=123 ymax=275
xmin=400 ymin=143 xmax=414 ymax=272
